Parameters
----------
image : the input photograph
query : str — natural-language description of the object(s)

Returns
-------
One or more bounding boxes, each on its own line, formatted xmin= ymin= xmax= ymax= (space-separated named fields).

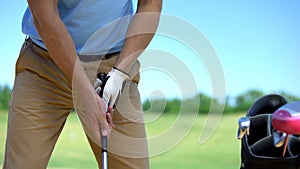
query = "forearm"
xmin=115 ymin=0 xmax=162 ymax=73
xmin=28 ymin=0 xmax=79 ymax=82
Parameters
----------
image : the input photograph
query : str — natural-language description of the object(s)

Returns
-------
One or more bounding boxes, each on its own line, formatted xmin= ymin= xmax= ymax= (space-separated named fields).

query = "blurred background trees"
xmin=0 ymin=85 xmax=11 ymax=110
xmin=0 ymin=85 xmax=299 ymax=113
xmin=142 ymin=89 xmax=300 ymax=114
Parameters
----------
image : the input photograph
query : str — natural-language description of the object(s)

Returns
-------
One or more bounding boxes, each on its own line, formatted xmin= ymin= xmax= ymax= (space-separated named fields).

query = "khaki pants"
xmin=2 ymin=39 xmax=149 ymax=169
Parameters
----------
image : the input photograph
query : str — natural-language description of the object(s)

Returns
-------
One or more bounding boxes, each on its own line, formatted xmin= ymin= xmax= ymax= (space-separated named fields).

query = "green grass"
xmin=0 ymin=110 xmax=242 ymax=169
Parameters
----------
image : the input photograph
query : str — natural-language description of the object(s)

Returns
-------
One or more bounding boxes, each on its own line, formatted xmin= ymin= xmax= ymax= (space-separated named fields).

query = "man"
xmin=3 ymin=0 xmax=162 ymax=168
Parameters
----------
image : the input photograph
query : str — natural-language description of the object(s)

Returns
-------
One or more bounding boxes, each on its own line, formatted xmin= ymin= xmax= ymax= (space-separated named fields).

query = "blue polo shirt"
xmin=22 ymin=0 xmax=134 ymax=55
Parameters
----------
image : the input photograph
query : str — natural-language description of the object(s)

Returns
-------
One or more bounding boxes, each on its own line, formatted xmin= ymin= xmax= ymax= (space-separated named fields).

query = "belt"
xmin=26 ymin=37 xmax=120 ymax=62
xmin=78 ymin=52 xmax=120 ymax=62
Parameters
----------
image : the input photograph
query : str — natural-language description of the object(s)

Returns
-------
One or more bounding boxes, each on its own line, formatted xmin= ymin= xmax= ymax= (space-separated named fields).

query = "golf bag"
xmin=239 ymin=94 xmax=300 ymax=169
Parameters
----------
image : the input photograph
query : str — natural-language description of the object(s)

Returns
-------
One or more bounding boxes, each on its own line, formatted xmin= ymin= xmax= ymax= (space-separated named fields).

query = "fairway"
xmin=0 ymin=110 xmax=242 ymax=169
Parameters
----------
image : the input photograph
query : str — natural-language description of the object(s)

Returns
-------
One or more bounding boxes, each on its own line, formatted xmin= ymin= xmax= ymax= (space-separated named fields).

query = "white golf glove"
xmin=102 ymin=67 xmax=130 ymax=109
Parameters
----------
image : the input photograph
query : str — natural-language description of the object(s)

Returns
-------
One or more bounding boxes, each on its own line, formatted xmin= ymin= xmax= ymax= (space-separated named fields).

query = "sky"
xmin=1 ymin=0 xmax=300 ymax=102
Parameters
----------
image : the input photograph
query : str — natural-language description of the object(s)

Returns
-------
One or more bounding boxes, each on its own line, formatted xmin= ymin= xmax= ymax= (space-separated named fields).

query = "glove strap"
xmin=113 ymin=66 xmax=130 ymax=78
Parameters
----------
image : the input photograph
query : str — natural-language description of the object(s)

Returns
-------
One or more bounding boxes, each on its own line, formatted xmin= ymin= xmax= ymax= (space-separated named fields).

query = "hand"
xmin=93 ymin=73 xmax=116 ymax=132
xmin=102 ymin=67 xmax=130 ymax=108
xmin=72 ymin=60 xmax=114 ymax=145
xmin=73 ymin=85 xmax=112 ymax=143
xmin=96 ymin=95 xmax=115 ymax=135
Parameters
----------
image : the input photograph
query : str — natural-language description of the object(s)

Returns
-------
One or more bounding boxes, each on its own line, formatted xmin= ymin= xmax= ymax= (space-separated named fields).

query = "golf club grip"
xmin=97 ymin=73 xmax=108 ymax=98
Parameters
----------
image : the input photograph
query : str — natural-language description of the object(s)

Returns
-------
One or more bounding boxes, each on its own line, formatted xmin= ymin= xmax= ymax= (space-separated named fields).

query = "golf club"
xmin=94 ymin=72 xmax=108 ymax=169
xmin=272 ymin=101 xmax=300 ymax=157
xmin=273 ymin=130 xmax=287 ymax=147
xmin=237 ymin=116 xmax=250 ymax=139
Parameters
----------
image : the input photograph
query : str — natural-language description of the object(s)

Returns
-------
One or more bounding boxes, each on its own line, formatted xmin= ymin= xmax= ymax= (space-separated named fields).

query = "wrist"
xmin=112 ymin=66 xmax=130 ymax=79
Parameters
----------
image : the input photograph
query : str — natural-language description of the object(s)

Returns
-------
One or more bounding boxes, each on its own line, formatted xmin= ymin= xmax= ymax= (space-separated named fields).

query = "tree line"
xmin=142 ymin=89 xmax=300 ymax=114
xmin=1 ymin=85 xmax=299 ymax=113
xmin=0 ymin=85 xmax=11 ymax=110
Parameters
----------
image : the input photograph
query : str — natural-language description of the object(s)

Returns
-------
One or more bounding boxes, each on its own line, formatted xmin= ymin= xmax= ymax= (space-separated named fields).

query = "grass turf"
xmin=0 ymin=110 xmax=242 ymax=169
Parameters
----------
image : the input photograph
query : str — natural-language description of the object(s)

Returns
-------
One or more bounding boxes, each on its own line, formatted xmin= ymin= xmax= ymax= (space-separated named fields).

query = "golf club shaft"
xmin=101 ymin=135 xmax=108 ymax=169
xmin=282 ymin=134 xmax=290 ymax=157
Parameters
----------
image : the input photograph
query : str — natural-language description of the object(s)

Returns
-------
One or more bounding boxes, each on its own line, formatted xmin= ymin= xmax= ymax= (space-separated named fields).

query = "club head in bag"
xmin=273 ymin=130 xmax=287 ymax=147
xmin=272 ymin=101 xmax=300 ymax=134
xmin=272 ymin=101 xmax=300 ymax=157
xmin=237 ymin=94 xmax=300 ymax=169
xmin=237 ymin=117 xmax=250 ymax=139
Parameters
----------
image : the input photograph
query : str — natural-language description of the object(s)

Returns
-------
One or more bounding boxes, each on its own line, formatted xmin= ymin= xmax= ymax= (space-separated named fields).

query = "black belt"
xmin=78 ymin=52 xmax=120 ymax=62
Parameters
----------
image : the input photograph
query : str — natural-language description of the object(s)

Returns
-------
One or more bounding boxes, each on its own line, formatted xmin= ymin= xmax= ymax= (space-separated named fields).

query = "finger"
xmin=101 ymin=124 xmax=110 ymax=136
xmin=100 ymin=115 xmax=111 ymax=137
xmin=102 ymin=87 xmax=112 ymax=107
xmin=107 ymin=106 xmax=115 ymax=127
xmin=108 ymin=105 xmax=114 ymax=114
xmin=96 ymin=95 xmax=111 ymax=136
xmin=106 ymin=113 xmax=115 ymax=128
